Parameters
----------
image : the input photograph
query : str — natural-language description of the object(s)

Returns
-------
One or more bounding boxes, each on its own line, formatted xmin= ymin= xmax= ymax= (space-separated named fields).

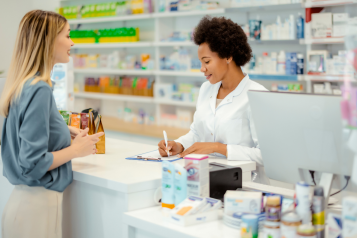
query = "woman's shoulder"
xmin=23 ymin=77 xmax=52 ymax=96
xmin=247 ymin=78 xmax=269 ymax=92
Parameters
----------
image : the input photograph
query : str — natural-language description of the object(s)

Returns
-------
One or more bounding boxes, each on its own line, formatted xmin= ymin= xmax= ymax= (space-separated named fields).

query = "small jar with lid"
xmin=265 ymin=195 xmax=282 ymax=221
xmin=264 ymin=221 xmax=280 ymax=238
xmin=297 ymin=224 xmax=317 ymax=238
xmin=281 ymin=212 xmax=302 ymax=238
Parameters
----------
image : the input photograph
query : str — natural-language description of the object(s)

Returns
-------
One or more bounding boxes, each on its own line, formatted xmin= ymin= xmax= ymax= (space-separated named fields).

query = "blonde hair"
xmin=0 ymin=10 xmax=67 ymax=117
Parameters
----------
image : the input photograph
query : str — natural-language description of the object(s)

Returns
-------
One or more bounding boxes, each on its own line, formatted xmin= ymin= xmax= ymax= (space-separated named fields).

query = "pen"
xmin=163 ymin=130 xmax=169 ymax=156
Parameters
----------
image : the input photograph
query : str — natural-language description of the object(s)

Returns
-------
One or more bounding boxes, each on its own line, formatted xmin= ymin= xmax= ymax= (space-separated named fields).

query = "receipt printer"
xmin=209 ymin=162 xmax=242 ymax=200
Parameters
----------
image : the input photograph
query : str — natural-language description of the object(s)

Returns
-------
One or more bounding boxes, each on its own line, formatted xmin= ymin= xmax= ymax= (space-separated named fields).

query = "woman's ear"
xmin=226 ymin=56 xmax=233 ymax=64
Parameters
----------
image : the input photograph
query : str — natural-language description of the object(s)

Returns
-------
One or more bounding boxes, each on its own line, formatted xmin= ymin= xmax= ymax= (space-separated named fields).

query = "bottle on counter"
xmin=312 ymin=187 xmax=325 ymax=238
xmin=266 ymin=195 xmax=282 ymax=222
xmin=241 ymin=214 xmax=259 ymax=238
xmin=281 ymin=212 xmax=302 ymax=238
xmin=264 ymin=221 xmax=281 ymax=238
xmin=297 ymin=224 xmax=317 ymax=238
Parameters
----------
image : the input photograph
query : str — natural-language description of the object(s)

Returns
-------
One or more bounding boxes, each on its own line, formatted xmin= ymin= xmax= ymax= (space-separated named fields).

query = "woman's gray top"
xmin=1 ymin=75 xmax=72 ymax=192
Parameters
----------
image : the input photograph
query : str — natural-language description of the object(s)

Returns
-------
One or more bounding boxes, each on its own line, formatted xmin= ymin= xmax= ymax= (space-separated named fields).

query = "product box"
xmin=333 ymin=13 xmax=349 ymax=24
xmin=311 ymin=13 xmax=332 ymax=38
xmin=224 ymin=191 xmax=263 ymax=215
xmin=170 ymin=209 xmax=219 ymax=226
xmin=184 ymin=154 xmax=209 ymax=197
xmin=285 ymin=52 xmax=297 ymax=75
xmin=328 ymin=213 xmax=343 ymax=238
xmin=343 ymin=196 xmax=357 ymax=238
xmin=171 ymin=196 xmax=207 ymax=216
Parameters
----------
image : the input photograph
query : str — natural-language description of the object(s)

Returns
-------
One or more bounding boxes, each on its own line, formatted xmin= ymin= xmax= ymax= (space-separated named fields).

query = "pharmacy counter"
xmin=0 ymin=138 xmax=256 ymax=238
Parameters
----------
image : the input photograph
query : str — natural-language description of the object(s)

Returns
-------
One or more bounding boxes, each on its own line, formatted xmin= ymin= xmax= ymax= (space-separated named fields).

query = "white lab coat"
xmin=175 ymin=74 xmax=270 ymax=184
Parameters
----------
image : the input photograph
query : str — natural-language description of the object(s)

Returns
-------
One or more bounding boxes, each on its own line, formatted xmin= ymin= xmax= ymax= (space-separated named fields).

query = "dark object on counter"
xmin=209 ymin=162 xmax=242 ymax=201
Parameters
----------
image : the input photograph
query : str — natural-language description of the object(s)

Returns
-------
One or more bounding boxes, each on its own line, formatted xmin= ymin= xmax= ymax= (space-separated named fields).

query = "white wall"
xmin=0 ymin=0 xmax=59 ymax=77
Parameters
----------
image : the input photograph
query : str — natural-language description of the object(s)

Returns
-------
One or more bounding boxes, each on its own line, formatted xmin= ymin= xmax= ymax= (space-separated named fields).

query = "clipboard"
xmin=125 ymin=150 xmax=183 ymax=162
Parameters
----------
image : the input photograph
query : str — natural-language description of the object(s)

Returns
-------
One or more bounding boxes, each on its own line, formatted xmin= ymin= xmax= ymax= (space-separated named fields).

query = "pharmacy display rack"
xmin=62 ymin=0 xmax=357 ymax=137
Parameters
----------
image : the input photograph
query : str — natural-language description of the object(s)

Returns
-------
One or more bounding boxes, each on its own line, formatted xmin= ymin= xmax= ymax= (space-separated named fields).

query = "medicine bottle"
xmin=297 ymin=224 xmax=317 ymax=238
xmin=263 ymin=221 xmax=280 ymax=238
xmin=281 ymin=212 xmax=302 ymax=238
xmin=265 ymin=196 xmax=281 ymax=221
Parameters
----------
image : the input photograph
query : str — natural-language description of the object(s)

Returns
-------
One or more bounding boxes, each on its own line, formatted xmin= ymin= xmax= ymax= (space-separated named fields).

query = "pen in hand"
xmin=163 ymin=130 xmax=169 ymax=156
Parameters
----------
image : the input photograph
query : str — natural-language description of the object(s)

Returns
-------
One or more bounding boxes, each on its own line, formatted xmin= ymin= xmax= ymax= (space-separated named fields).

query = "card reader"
xmin=209 ymin=162 xmax=242 ymax=201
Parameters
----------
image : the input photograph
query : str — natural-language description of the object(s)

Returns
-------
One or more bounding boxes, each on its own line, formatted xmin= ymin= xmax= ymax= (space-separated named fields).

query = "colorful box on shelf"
xmin=70 ymin=28 xmax=139 ymax=44
xmin=84 ymin=76 xmax=154 ymax=97
xmin=60 ymin=1 xmax=152 ymax=20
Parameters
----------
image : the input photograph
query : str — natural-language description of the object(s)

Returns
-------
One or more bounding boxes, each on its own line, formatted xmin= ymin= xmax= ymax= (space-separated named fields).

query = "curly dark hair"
xmin=194 ymin=16 xmax=252 ymax=66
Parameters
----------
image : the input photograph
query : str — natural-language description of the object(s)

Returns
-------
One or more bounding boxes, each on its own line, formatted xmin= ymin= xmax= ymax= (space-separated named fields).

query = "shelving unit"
xmin=64 ymin=0 xmax=355 ymax=136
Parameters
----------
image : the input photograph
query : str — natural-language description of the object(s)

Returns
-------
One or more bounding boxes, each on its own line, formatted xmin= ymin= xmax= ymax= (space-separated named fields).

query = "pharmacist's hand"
xmin=71 ymin=128 xmax=104 ymax=157
xmin=158 ymin=140 xmax=184 ymax=157
xmin=178 ymin=142 xmax=217 ymax=158
xmin=68 ymin=126 xmax=83 ymax=139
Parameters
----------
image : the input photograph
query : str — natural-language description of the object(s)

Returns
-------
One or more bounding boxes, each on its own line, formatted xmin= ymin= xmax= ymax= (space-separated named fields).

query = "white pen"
xmin=163 ymin=130 xmax=169 ymax=156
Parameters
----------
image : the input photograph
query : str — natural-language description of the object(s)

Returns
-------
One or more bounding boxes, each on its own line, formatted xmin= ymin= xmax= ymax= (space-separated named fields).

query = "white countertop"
xmin=123 ymin=206 xmax=238 ymax=238
xmin=72 ymin=138 xmax=256 ymax=193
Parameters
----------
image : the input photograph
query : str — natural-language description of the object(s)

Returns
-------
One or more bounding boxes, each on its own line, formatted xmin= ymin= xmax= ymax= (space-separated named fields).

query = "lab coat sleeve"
xmin=174 ymin=121 xmax=200 ymax=150
xmin=18 ymin=86 xmax=54 ymax=180
xmin=226 ymin=107 xmax=264 ymax=166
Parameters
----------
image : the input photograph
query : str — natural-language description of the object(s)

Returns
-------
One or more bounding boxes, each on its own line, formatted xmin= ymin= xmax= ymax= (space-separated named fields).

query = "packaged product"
xmin=70 ymin=113 xmax=81 ymax=129
xmin=59 ymin=110 xmax=71 ymax=125
xmin=80 ymin=113 xmax=89 ymax=129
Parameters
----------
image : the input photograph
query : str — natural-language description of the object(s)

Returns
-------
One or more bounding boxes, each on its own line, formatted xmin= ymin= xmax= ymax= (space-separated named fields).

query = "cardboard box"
xmin=342 ymin=196 xmax=357 ymax=238
xmin=333 ymin=13 xmax=349 ymax=24
xmin=170 ymin=209 xmax=219 ymax=226
xmin=224 ymin=191 xmax=263 ymax=215
xmin=312 ymin=13 xmax=332 ymax=38
xmin=184 ymin=154 xmax=209 ymax=198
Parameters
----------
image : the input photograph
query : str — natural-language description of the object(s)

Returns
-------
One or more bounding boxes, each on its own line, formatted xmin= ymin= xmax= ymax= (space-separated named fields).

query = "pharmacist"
xmin=158 ymin=16 xmax=269 ymax=184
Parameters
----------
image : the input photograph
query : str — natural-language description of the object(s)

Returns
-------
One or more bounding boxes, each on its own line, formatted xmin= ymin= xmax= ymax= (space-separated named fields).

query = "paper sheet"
xmin=139 ymin=150 xmax=182 ymax=161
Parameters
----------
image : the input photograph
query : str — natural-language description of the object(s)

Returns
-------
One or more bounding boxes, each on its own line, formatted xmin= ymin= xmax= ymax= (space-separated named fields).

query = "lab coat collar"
xmin=209 ymin=74 xmax=250 ymax=112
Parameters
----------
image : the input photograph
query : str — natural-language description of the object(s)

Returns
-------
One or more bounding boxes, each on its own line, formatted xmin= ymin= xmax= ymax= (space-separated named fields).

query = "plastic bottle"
xmin=281 ymin=212 xmax=302 ymax=238
xmin=312 ymin=187 xmax=325 ymax=238
xmin=289 ymin=15 xmax=296 ymax=40
xmin=296 ymin=181 xmax=312 ymax=225
xmin=297 ymin=224 xmax=317 ymax=238
xmin=264 ymin=221 xmax=280 ymax=238
xmin=276 ymin=16 xmax=282 ymax=40
xmin=277 ymin=50 xmax=286 ymax=74
xmin=265 ymin=196 xmax=281 ymax=221
xmin=297 ymin=54 xmax=304 ymax=74
xmin=297 ymin=12 xmax=305 ymax=39
xmin=174 ymin=164 xmax=187 ymax=206
xmin=262 ymin=52 xmax=270 ymax=74
xmin=161 ymin=161 xmax=175 ymax=209
xmin=270 ymin=52 xmax=277 ymax=74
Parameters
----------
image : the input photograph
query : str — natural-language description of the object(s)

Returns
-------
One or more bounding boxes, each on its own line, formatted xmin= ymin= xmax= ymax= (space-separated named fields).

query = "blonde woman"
xmin=0 ymin=10 xmax=104 ymax=238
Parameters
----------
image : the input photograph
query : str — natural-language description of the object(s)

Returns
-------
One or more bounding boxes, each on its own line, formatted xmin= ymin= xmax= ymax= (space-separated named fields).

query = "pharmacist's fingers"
xmin=158 ymin=140 xmax=166 ymax=151
xmin=166 ymin=141 xmax=176 ymax=151
xmin=158 ymin=147 xmax=168 ymax=157
xmin=88 ymin=132 xmax=104 ymax=140
xmin=178 ymin=145 xmax=196 ymax=158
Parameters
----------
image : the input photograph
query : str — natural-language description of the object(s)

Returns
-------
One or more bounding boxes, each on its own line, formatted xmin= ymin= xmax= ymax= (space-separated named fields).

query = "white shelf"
xmin=155 ymin=41 xmax=196 ymax=47
xmin=72 ymin=42 xmax=153 ymax=49
xmin=300 ymin=38 xmax=344 ymax=45
xmin=73 ymin=68 xmax=155 ymax=75
xmin=249 ymin=39 xmax=301 ymax=44
xmin=67 ymin=13 xmax=153 ymax=24
xmin=74 ymin=92 xmax=155 ymax=103
xmin=155 ymin=70 xmax=203 ymax=77
xmin=303 ymin=0 xmax=357 ymax=8
xmin=304 ymin=75 xmax=354 ymax=81
xmin=155 ymin=99 xmax=196 ymax=107
xmin=227 ymin=3 xmax=302 ymax=12
xmin=153 ymin=8 xmax=225 ymax=18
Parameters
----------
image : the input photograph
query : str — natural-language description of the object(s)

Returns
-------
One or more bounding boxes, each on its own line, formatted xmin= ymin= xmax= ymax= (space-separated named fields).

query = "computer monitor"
xmin=247 ymin=91 xmax=355 ymax=198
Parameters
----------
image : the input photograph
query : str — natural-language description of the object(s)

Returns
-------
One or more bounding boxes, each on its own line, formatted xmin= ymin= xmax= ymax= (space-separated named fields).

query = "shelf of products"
xmin=67 ymin=13 xmax=153 ymax=24
xmin=300 ymin=38 xmax=344 ymax=45
xmin=155 ymin=41 xmax=196 ymax=47
xmin=155 ymin=71 xmax=202 ymax=77
xmin=74 ymin=92 xmax=154 ymax=103
xmin=102 ymin=116 xmax=189 ymax=139
xmin=155 ymin=99 xmax=196 ymax=107
xmin=249 ymin=74 xmax=304 ymax=81
xmin=74 ymin=69 xmax=155 ymax=75
xmin=227 ymin=2 xmax=303 ymax=12
xmin=304 ymin=75 xmax=355 ymax=82
xmin=303 ymin=0 xmax=357 ymax=8
xmin=72 ymin=42 xmax=153 ymax=49
xmin=153 ymin=8 xmax=225 ymax=18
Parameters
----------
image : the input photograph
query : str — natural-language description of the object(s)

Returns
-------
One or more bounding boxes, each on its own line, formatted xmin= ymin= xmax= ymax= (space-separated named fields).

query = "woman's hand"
xmin=178 ymin=142 xmax=227 ymax=158
xmin=71 ymin=128 xmax=104 ymax=157
xmin=68 ymin=126 xmax=83 ymax=139
xmin=158 ymin=140 xmax=184 ymax=157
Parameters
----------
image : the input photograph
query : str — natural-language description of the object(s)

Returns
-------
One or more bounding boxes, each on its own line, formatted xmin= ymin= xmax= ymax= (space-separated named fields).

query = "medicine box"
xmin=342 ymin=196 xmax=357 ymax=238
xmin=311 ymin=13 xmax=332 ymax=38
xmin=333 ymin=13 xmax=349 ymax=24
xmin=184 ymin=154 xmax=209 ymax=198
xmin=224 ymin=191 xmax=263 ymax=215
xmin=169 ymin=209 xmax=219 ymax=226
xmin=328 ymin=213 xmax=342 ymax=238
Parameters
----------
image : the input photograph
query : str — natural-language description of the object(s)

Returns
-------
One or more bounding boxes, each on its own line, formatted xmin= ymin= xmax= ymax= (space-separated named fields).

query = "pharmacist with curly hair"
xmin=158 ymin=16 xmax=269 ymax=184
